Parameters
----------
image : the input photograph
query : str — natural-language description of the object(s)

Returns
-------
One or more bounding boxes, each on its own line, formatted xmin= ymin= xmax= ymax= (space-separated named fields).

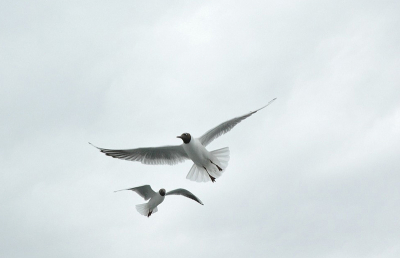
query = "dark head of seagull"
xmin=159 ymin=189 xmax=166 ymax=196
xmin=177 ymin=133 xmax=191 ymax=144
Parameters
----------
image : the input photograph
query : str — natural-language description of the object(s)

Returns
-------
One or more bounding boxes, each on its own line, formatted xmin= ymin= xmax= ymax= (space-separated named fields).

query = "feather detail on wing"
xmin=89 ymin=143 xmax=189 ymax=165
xmin=166 ymin=188 xmax=204 ymax=205
xmin=198 ymin=98 xmax=276 ymax=146
xmin=115 ymin=185 xmax=156 ymax=201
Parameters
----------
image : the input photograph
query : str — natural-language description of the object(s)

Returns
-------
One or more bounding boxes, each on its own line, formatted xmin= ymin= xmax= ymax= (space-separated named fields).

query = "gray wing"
xmin=198 ymin=98 xmax=276 ymax=146
xmin=90 ymin=143 xmax=189 ymax=165
xmin=115 ymin=185 xmax=156 ymax=201
xmin=166 ymin=188 xmax=204 ymax=205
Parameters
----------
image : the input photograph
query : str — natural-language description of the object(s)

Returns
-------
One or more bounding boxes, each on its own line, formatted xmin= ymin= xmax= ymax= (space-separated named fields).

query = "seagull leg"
xmin=210 ymin=160 xmax=223 ymax=171
xmin=203 ymin=166 xmax=216 ymax=183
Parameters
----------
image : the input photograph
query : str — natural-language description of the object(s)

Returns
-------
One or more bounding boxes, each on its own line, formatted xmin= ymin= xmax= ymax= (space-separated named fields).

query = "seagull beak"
xmin=177 ymin=136 xmax=182 ymax=139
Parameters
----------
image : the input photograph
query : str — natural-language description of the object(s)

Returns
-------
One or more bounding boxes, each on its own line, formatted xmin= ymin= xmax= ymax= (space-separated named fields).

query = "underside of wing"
xmin=166 ymin=188 xmax=204 ymax=205
xmin=125 ymin=185 xmax=156 ymax=201
xmin=198 ymin=98 xmax=276 ymax=146
xmin=90 ymin=143 xmax=189 ymax=165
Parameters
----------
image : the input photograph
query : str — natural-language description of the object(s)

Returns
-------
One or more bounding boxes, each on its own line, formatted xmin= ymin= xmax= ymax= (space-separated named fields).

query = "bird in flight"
xmin=90 ymin=98 xmax=276 ymax=183
xmin=115 ymin=185 xmax=203 ymax=217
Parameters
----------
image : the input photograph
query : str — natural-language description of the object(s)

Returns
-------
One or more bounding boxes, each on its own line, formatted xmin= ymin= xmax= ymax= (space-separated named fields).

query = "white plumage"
xmin=91 ymin=98 xmax=276 ymax=182
xmin=115 ymin=185 xmax=203 ymax=217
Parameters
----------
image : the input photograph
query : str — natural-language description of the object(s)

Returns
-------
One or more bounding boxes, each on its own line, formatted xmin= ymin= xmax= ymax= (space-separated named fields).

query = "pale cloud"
xmin=1 ymin=0 xmax=399 ymax=257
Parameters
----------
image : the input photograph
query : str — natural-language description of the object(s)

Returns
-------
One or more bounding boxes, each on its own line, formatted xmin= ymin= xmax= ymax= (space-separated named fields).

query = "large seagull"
xmin=90 ymin=98 xmax=276 ymax=183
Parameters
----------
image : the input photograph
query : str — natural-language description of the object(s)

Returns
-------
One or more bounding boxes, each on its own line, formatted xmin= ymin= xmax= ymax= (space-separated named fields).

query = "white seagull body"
xmin=115 ymin=185 xmax=204 ymax=217
xmin=91 ymin=98 xmax=276 ymax=182
xmin=181 ymin=137 xmax=229 ymax=182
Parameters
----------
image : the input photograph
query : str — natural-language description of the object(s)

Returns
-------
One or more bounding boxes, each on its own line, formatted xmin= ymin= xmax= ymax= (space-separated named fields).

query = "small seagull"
xmin=115 ymin=185 xmax=204 ymax=217
xmin=90 ymin=98 xmax=276 ymax=183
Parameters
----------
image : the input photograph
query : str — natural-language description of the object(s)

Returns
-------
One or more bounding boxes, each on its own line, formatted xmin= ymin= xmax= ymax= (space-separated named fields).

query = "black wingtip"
xmin=265 ymin=97 xmax=277 ymax=106
xmin=254 ymin=98 xmax=277 ymax=113
xmin=88 ymin=142 xmax=100 ymax=149
xmin=114 ymin=188 xmax=134 ymax=193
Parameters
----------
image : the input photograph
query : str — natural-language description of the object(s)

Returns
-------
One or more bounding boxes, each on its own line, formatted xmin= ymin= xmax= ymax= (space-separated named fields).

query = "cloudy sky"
xmin=1 ymin=0 xmax=399 ymax=257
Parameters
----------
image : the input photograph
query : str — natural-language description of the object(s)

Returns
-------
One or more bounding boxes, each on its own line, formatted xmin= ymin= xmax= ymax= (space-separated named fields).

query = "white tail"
xmin=186 ymin=164 xmax=210 ymax=182
xmin=135 ymin=203 xmax=158 ymax=217
xmin=186 ymin=147 xmax=230 ymax=182
xmin=211 ymin=147 xmax=230 ymax=169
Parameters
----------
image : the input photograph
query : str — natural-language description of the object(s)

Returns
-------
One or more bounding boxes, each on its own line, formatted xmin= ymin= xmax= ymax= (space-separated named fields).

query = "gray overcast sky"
xmin=1 ymin=0 xmax=399 ymax=257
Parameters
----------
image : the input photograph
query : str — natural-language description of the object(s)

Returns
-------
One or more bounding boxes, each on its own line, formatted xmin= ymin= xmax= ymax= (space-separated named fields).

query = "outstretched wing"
xmin=115 ymin=185 xmax=156 ymax=201
xmin=166 ymin=188 xmax=204 ymax=205
xmin=198 ymin=98 xmax=276 ymax=147
xmin=90 ymin=143 xmax=189 ymax=165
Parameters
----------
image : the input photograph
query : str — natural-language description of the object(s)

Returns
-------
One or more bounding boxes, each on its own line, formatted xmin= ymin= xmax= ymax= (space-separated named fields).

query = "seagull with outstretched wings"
xmin=91 ymin=98 xmax=276 ymax=183
xmin=115 ymin=185 xmax=204 ymax=217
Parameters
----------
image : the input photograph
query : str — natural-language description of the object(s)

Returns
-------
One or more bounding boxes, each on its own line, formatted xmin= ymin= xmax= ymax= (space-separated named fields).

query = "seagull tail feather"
xmin=186 ymin=147 xmax=229 ymax=183
xmin=210 ymin=147 xmax=230 ymax=170
xmin=186 ymin=164 xmax=210 ymax=183
xmin=136 ymin=203 xmax=158 ymax=217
